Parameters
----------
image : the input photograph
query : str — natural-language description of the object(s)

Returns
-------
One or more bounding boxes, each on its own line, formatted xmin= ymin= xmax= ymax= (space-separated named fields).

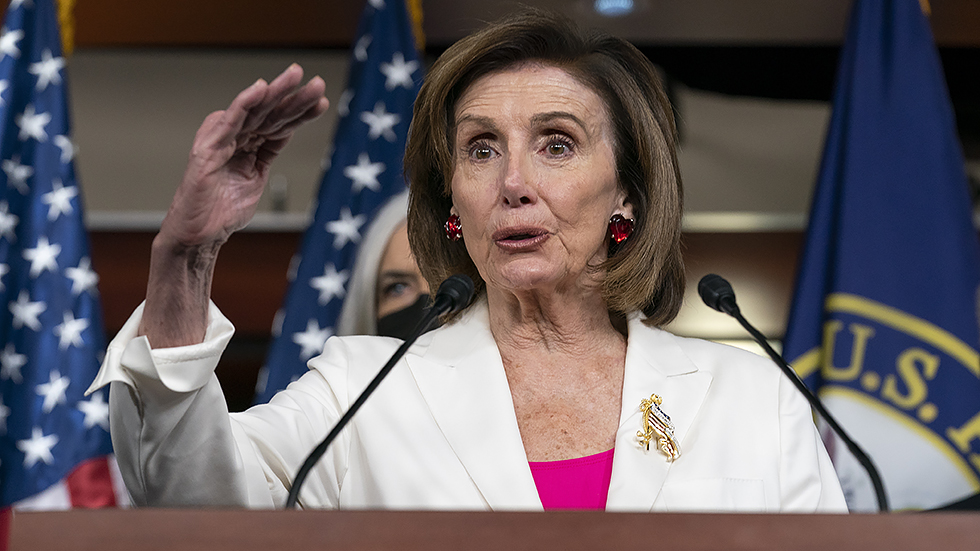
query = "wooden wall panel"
xmin=72 ymin=0 xmax=363 ymax=48
xmin=3 ymin=0 xmax=978 ymax=48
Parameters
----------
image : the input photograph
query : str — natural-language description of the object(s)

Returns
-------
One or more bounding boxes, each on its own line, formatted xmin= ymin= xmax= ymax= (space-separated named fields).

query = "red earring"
xmin=445 ymin=213 xmax=462 ymax=241
xmin=609 ymin=214 xmax=634 ymax=244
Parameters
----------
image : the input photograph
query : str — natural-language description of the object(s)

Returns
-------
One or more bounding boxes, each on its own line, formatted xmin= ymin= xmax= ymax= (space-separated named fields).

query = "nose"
xmin=500 ymin=154 xmax=537 ymax=207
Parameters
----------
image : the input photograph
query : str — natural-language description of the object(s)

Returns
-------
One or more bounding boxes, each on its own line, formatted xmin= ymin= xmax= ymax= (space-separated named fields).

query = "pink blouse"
xmin=528 ymin=449 xmax=615 ymax=510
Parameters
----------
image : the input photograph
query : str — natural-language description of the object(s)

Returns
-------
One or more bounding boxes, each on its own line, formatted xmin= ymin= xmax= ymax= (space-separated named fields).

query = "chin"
xmin=489 ymin=260 xmax=568 ymax=293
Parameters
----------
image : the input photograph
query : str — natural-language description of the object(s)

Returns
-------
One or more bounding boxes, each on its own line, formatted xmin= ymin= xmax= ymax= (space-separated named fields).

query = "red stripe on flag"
xmin=66 ymin=457 xmax=117 ymax=508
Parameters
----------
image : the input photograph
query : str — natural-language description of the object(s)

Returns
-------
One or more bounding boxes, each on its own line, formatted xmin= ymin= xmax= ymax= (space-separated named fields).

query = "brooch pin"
xmin=636 ymin=393 xmax=680 ymax=462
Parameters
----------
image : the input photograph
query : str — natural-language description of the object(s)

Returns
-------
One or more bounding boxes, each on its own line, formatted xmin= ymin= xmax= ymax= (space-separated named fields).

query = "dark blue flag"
xmin=783 ymin=0 xmax=980 ymax=511
xmin=256 ymin=0 xmax=423 ymax=403
xmin=0 ymin=0 xmax=116 ymax=507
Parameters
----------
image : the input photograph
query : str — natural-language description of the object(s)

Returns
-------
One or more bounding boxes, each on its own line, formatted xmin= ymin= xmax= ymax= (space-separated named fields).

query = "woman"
xmin=336 ymin=191 xmax=432 ymax=339
xmin=90 ymin=11 xmax=846 ymax=511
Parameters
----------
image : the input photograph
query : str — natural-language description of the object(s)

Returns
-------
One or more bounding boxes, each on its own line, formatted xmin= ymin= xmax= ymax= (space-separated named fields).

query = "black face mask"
xmin=376 ymin=294 xmax=441 ymax=340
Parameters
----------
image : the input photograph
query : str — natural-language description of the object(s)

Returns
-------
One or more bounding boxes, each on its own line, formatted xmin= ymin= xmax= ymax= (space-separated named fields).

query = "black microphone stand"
xmin=698 ymin=274 xmax=890 ymax=512
xmin=284 ymin=275 xmax=474 ymax=509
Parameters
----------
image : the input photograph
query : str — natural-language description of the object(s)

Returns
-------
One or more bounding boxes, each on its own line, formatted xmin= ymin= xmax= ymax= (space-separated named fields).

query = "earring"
xmin=444 ymin=213 xmax=463 ymax=241
xmin=609 ymin=214 xmax=634 ymax=244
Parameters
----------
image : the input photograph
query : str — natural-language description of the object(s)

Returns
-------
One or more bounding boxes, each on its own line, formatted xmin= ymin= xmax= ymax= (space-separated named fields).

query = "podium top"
xmin=10 ymin=509 xmax=980 ymax=551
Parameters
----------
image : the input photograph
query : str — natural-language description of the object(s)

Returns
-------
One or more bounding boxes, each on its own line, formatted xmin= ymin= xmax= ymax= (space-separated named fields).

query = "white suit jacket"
xmin=91 ymin=297 xmax=846 ymax=512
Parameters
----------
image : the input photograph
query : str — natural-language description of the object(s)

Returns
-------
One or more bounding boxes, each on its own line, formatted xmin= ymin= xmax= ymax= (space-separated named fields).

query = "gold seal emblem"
xmin=637 ymin=393 xmax=680 ymax=461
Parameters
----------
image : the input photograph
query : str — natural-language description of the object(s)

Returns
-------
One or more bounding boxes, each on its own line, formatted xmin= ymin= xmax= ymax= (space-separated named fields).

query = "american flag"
xmin=0 ymin=0 xmax=120 ymax=508
xmin=256 ymin=0 xmax=423 ymax=403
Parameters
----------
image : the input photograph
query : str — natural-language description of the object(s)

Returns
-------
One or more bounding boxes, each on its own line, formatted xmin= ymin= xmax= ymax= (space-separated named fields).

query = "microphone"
xmin=285 ymin=274 xmax=475 ymax=508
xmin=697 ymin=274 xmax=889 ymax=512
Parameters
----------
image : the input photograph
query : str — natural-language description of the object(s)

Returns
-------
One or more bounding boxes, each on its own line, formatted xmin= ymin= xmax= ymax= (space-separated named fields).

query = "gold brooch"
xmin=636 ymin=393 xmax=680 ymax=461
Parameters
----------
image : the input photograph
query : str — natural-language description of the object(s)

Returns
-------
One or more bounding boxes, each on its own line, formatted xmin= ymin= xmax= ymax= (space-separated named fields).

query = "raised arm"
xmin=139 ymin=64 xmax=329 ymax=348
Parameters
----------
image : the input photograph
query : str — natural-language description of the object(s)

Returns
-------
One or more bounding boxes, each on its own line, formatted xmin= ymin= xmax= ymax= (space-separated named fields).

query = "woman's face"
xmin=376 ymin=222 xmax=430 ymax=319
xmin=450 ymin=64 xmax=631 ymax=296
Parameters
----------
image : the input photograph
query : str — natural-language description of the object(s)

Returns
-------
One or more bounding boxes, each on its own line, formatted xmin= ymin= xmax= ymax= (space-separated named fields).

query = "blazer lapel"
xmin=404 ymin=297 xmax=542 ymax=510
xmin=606 ymin=319 xmax=712 ymax=512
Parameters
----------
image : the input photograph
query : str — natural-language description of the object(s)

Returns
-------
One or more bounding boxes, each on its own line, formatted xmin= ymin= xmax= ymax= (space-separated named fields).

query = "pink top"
xmin=528 ymin=449 xmax=615 ymax=510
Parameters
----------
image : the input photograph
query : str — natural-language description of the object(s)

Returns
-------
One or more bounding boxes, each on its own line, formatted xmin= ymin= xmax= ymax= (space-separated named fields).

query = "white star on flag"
xmin=0 ymin=343 xmax=26 ymax=384
xmin=10 ymin=290 xmax=46 ymax=331
xmin=41 ymin=179 xmax=78 ymax=221
xmin=66 ymin=257 xmax=99 ymax=296
xmin=3 ymin=155 xmax=34 ymax=194
xmin=0 ymin=79 xmax=8 ymax=106
xmin=0 ymin=396 xmax=9 ymax=434
xmin=310 ymin=263 xmax=349 ymax=305
xmin=338 ymin=89 xmax=354 ymax=117
xmin=35 ymin=369 xmax=70 ymax=413
xmin=0 ymin=28 xmax=24 ymax=60
xmin=28 ymin=48 xmax=64 ymax=91
xmin=368 ymin=0 xmax=385 ymax=8
xmin=325 ymin=207 xmax=367 ymax=249
xmin=77 ymin=393 xmax=110 ymax=430
xmin=54 ymin=311 xmax=89 ymax=350
xmin=287 ymin=254 xmax=302 ymax=282
xmin=321 ymin=144 xmax=334 ymax=172
xmin=344 ymin=152 xmax=385 ymax=193
xmin=360 ymin=102 xmax=401 ymax=142
xmin=53 ymin=135 xmax=76 ymax=163
xmin=380 ymin=52 xmax=419 ymax=91
xmin=17 ymin=427 xmax=58 ymax=468
xmin=16 ymin=104 xmax=52 ymax=142
xmin=292 ymin=319 xmax=332 ymax=361
xmin=0 ymin=201 xmax=18 ymax=240
xmin=354 ymin=34 xmax=372 ymax=62
xmin=272 ymin=308 xmax=286 ymax=338
xmin=22 ymin=236 xmax=61 ymax=277
xmin=10 ymin=0 xmax=34 ymax=9
xmin=0 ymin=263 xmax=8 ymax=292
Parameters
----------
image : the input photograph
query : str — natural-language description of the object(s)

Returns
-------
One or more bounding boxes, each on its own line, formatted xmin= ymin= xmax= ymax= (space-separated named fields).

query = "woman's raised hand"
xmin=159 ymin=64 xmax=329 ymax=249
xmin=139 ymin=65 xmax=328 ymax=347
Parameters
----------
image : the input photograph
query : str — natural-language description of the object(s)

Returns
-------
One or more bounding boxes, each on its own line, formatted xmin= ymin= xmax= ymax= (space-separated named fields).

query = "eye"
xmin=382 ymin=281 xmax=410 ymax=299
xmin=544 ymin=135 xmax=574 ymax=157
xmin=473 ymin=145 xmax=493 ymax=160
xmin=468 ymin=139 xmax=496 ymax=161
xmin=547 ymin=142 xmax=568 ymax=156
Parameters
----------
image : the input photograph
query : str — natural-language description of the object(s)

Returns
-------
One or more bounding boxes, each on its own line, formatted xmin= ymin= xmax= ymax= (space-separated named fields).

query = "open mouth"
xmin=493 ymin=227 xmax=549 ymax=249
xmin=502 ymin=232 xmax=537 ymax=241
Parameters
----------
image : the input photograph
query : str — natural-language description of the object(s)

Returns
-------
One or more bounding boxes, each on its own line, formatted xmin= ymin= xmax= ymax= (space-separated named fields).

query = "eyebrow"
xmin=454 ymin=114 xmax=500 ymax=136
xmin=378 ymin=270 xmax=420 ymax=280
xmin=453 ymin=111 xmax=591 ymax=142
xmin=529 ymin=111 xmax=589 ymax=134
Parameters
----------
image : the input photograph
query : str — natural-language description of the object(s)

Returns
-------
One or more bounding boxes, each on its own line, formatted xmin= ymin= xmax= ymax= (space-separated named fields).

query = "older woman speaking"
xmin=90 ymin=11 xmax=845 ymax=512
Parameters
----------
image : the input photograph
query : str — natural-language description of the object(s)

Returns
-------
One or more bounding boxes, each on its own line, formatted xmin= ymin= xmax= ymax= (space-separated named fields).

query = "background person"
xmin=337 ymin=191 xmax=432 ymax=339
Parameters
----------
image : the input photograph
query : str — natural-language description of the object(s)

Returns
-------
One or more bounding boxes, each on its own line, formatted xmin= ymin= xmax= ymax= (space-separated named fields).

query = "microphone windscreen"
xmin=697 ymin=273 xmax=737 ymax=313
xmin=435 ymin=274 xmax=475 ymax=314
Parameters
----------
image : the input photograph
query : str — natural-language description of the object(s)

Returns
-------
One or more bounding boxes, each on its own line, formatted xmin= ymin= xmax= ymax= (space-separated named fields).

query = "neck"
xmin=486 ymin=285 xmax=625 ymax=358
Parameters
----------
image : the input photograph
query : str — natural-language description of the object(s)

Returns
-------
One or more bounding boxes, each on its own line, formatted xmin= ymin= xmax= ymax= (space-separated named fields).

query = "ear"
xmin=615 ymin=191 xmax=634 ymax=220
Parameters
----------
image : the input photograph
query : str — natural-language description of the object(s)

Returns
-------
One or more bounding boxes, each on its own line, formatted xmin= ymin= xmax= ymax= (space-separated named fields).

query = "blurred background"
xmin=11 ymin=0 xmax=977 ymax=410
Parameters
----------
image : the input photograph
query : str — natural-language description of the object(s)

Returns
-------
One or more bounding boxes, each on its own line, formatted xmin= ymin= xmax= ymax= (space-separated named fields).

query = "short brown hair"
xmin=406 ymin=9 xmax=685 ymax=326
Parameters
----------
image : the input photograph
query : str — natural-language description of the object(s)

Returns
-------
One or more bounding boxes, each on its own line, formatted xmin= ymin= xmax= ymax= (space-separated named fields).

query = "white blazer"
xmin=92 ymin=297 xmax=846 ymax=512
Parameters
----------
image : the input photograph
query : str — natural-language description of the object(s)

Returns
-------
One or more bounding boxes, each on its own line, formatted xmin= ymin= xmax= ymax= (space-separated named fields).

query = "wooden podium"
xmin=9 ymin=509 xmax=980 ymax=550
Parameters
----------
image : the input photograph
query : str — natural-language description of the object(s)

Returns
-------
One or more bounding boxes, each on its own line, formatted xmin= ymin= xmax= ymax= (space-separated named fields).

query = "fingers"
xmin=239 ymin=64 xmax=307 ymax=135
xmin=198 ymin=77 xmax=271 ymax=151
xmin=247 ymin=75 xmax=329 ymax=141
